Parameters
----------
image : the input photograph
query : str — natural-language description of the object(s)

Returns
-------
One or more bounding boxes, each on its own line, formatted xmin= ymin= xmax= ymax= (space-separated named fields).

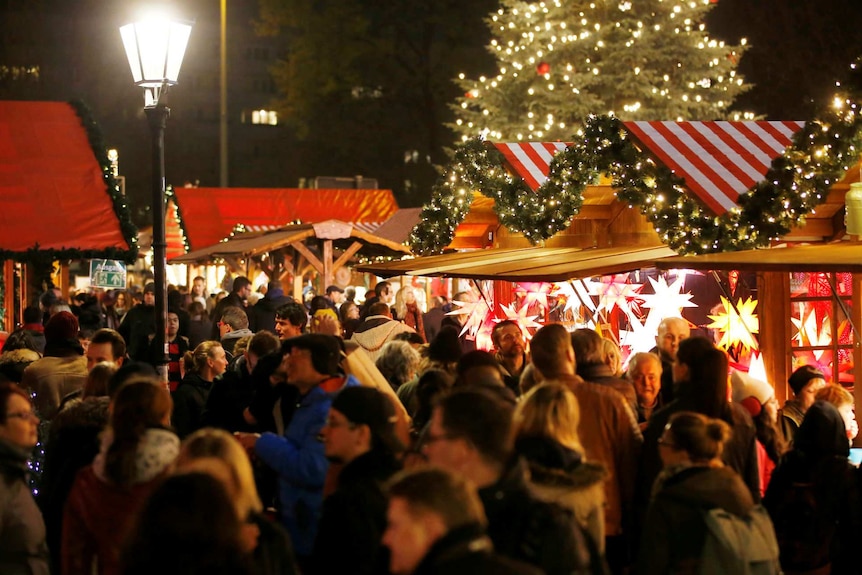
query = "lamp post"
xmin=121 ymin=15 xmax=192 ymax=382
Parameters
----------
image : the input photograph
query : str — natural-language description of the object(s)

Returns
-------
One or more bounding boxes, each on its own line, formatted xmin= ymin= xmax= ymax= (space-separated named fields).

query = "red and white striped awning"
xmin=493 ymin=121 xmax=805 ymax=216
xmin=623 ymin=121 xmax=805 ymax=215
xmin=494 ymin=142 xmax=571 ymax=190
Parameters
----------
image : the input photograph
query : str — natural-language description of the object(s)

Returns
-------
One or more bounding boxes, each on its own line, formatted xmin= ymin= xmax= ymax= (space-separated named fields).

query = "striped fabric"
xmin=623 ymin=121 xmax=805 ymax=215
xmin=241 ymin=222 xmax=384 ymax=235
xmin=494 ymin=142 xmax=571 ymax=190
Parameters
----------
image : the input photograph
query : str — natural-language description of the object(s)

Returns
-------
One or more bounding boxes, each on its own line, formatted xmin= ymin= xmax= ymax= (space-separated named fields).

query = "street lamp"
xmin=121 ymin=14 xmax=192 ymax=382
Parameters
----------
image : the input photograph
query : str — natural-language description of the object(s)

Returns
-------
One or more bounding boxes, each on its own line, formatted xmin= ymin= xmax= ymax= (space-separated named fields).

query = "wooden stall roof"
xmin=656 ymin=242 xmax=862 ymax=273
xmin=167 ymin=187 xmax=399 ymax=256
xmin=169 ymin=220 xmax=411 ymax=264
xmin=0 ymin=101 xmax=134 ymax=258
xmin=356 ymin=245 xmax=677 ymax=283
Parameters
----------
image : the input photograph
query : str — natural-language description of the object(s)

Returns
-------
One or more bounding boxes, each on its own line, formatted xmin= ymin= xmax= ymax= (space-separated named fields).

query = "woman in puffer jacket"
xmin=512 ymin=382 xmax=608 ymax=554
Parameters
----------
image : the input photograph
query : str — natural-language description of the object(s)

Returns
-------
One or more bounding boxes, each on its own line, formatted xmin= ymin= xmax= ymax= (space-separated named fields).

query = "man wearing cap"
xmin=118 ymin=282 xmax=156 ymax=361
xmin=21 ymin=311 xmax=88 ymax=421
xmin=251 ymin=280 xmax=293 ymax=333
xmin=308 ymin=386 xmax=404 ymax=575
xmin=779 ymin=365 xmax=827 ymax=445
xmin=324 ymin=285 xmax=344 ymax=310
xmin=236 ymin=334 xmax=359 ymax=566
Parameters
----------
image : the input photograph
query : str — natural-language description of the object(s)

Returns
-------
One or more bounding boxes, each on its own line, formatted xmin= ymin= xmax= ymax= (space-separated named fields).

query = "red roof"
xmin=0 ymin=102 xmax=131 ymax=256
xmin=494 ymin=121 xmax=805 ymax=216
xmin=168 ymin=187 xmax=399 ymax=255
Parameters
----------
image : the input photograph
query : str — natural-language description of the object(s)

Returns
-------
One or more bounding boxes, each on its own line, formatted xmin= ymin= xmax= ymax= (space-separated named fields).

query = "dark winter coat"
xmin=202 ymin=356 xmax=256 ymax=433
xmin=477 ymin=457 xmax=602 ymax=575
xmin=171 ymin=372 xmax=214 ymax=439
xmin=0 ymin=439 xmax=49 ymax=575
xmin=412 ymin=524 xmax=543 ymax=575
xmin=639 ymin=394 xmax=760 ymax=513
xmin=252 ymin=292 xmax=293 ymax=334
xmin=777 ymin=398 xmax=805 ymax=447
xmin=308 ymin=449 xmax=402 ymax=575
xmin=516 ymin=436 xmax=609 ymax=553
xmin=118 ymin=303 xmax=156 ymax=361
xmin=38 ymin=396 xmax=109 ymax=574
xmin=764 ymin=401 xmax=861 ymax=574
xmin=249 ymin=511 xmax=299 ymax=575
xmin=637 ymin=465 xmax=756 ymax=575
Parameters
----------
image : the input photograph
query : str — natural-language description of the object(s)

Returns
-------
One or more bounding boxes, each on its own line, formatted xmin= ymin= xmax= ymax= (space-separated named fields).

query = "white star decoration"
xmin=500 ymin=302 xmax=543 ymax=332
xmin=446 ymin=298 xmax=490 ymax=338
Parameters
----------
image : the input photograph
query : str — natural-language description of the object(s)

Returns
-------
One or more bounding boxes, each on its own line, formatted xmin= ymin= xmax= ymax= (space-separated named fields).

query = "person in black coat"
xmin=172 ymin=342 xmax=228 ymax=439
xmin=309 ymin=387 xmax=404 ymax=575
xmin=202 ymin=331 xmax=281 ymax=433
xmin=384 ymin=467 xmax=542 ymax=575
xmin=764 ymin=401 xmax=861 ymax=574
xmin=209 ymin=276 xmax=252 ymax=338
xmin=118 ymin=283 xmax=156 ymax=361
xmin=638 ymin=337 xmax=760 ymax=528
xmin=251 ymin=282 xmax=294 ymax=334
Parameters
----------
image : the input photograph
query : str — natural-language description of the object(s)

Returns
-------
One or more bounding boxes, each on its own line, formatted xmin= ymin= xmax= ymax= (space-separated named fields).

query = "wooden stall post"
xmin=758 ymin=271 xmax=792 ymax=402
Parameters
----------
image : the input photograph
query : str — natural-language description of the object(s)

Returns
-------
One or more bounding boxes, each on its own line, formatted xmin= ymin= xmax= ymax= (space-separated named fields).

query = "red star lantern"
xmin=536 ymin=61 xmax=551 ymax=75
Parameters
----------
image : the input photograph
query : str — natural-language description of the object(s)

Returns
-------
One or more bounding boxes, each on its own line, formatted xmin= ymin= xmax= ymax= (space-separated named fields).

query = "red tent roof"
xmin=167 ymin=187 xmax=399 ymax=256
xmin=0 ymin=101 xmax=133 ymax=258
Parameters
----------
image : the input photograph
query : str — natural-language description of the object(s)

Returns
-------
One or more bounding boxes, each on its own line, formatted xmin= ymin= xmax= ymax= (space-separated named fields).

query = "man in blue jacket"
xmin=236 ymin=334 xmax=358 ymax=565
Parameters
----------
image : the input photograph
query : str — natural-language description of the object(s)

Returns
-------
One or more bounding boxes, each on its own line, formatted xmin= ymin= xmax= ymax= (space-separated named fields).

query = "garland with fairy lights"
xmin=165 ymin=185 xmax=191 ymax=253
xmin=412 ymin=97 xmax=862 ymax=255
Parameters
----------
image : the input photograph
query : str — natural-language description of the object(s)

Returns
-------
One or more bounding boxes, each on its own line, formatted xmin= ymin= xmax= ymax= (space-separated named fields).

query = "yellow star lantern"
xmin=707 ymin=296 xmax=760 ymax=353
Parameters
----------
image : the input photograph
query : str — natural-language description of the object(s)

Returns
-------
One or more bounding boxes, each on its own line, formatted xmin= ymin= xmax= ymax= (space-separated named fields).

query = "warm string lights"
xmin=453 ymin=0 xmax=752 ymax=142
xmin=165 ymin=186 xmax=191 ymax=253
xmin=412 ymin=94 xmax=862 ymax=255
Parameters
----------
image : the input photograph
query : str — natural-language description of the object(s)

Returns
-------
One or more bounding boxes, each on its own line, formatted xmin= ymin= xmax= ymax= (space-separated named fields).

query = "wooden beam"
xmin=291 ymin=242 xmax=324 ymax=273
xmin=758 ymin=271 xmax=791 ymax=403
xmin=322 ymin=239 xmax=333 ymax=291
xmin=334 ymin=241 xmax=363 ymax=272
xmin=292 ymin=252 xmax=305 ymax=301
xmin=3 ymin=261 xmax=14 ymax=332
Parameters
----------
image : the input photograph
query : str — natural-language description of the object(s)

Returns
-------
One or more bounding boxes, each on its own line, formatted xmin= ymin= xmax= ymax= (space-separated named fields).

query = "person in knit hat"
xmin=21 ymin=311 xmax=88 ymax=421
xmin=778 ymin=365 xmax=827 ymax=446
xmin=731 ymin=370 xmax=785 ymax=496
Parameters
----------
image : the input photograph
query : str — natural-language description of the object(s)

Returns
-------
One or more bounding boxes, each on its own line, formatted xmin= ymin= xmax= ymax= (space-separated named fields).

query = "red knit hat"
xmin=44 ymin=311 xmax=79 ymax=343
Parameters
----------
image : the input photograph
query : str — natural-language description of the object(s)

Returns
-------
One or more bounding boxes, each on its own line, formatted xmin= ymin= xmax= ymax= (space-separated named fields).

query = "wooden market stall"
xmin=169 ymin=219 xmax=413 ymax=300
xmin=364 ymin=115 xmax=862 ymax=400
xmin=0 ymin=101 xmax=138 ymax=330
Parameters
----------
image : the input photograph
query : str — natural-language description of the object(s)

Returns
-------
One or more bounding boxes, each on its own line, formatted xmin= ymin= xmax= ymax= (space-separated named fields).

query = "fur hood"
xmin=52 ymin=396 xmax=110 ymax=435
xmin=527 ymin=458 xmax=608 ymax=490
xmin=0 ymin=348 xmax=41 ymax=365
xmin=93 ymin=427 xmax=179 ymax=485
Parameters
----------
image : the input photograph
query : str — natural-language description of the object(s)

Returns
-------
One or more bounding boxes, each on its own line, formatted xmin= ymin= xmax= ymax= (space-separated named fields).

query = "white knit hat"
xmin=730 ymin=370 xmax=774 ymax=415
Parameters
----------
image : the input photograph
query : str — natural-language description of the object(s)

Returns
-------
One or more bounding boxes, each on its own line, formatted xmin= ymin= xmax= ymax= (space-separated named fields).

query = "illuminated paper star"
xmin=500 ymin=302 xmax=543 ymax=333
xmin=618 ymin=307 xmax=659 ymax=357
xmin=641 ymin=275 xmax=697 ymax=328
xmin=551 ymin=280 xmax=596 ymax=314
xmin=446 ymin=298 xmax=490 ymax=338
xmin=707 ymin=296 xmax=759 ymax=353
xmin=589 ymin=274 xmax=642 ymax=315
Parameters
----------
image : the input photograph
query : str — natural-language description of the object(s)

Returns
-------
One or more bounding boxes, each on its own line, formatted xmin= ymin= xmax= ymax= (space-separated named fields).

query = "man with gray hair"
xmin=218 ymin=306 xmax=254 ymax=358
xmin=652 ymin=316 xmax=690 ymax=403
xmin=626 ymin=352 xmax=663 ymax=428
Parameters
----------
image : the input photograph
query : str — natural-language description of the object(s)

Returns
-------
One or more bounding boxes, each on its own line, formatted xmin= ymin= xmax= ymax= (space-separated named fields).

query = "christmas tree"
xmin=453 ymin=0 xmax=752 ymax=141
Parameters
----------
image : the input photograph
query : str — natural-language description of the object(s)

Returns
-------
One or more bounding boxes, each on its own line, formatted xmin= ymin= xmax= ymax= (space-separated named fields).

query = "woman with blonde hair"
xmin=62 ymin=378 xmax=179 ymax=575
xmin=173 ymin=341 xmax=227 ymax=438
xmin=393 ymin=286 xmax=425 ymax=342
xmin=177 ymin=429 xmax=298 ymax=575
xmin=512 ymin=382 xmax=607 ymax=553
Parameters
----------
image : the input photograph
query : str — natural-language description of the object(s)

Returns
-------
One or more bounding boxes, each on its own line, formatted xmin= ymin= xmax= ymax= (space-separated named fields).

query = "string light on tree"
xmin=453 ymin=0 xmax=752 ymax=142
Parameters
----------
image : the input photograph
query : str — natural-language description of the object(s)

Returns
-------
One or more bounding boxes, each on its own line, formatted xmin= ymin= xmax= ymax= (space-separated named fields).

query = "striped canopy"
xmin=493 ymin=121 xmax=805 ymax=216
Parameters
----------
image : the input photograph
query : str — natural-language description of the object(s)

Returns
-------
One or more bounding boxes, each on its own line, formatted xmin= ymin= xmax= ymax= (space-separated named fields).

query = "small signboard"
xmin=89 ymin=259 xmax=127 ymax=289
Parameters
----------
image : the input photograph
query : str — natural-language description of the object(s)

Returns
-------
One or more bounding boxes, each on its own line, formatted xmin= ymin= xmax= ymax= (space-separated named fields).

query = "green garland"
xmin=165 ymin=185 xmax=191 ymax=253
xmin=0 ymin=101 xmax=139 ymax=263
xmin=411 ymin=97 xmax=862 ymax=255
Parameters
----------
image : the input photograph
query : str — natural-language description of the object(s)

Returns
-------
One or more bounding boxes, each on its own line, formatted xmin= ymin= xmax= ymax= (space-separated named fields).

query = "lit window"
xmin=251 ymin=109 xmax=278 ymax=125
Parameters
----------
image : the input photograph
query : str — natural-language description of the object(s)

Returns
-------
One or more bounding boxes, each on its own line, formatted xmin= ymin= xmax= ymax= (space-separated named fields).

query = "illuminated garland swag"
xmin=411 ymin=107 xmax=862 ymax=256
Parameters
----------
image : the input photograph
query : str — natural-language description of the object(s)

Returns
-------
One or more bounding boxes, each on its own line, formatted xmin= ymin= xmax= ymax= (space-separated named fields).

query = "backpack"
xmin=698 ymin=504 xmax=780 ymax=575
xmin=767 ymin=479 xmax=836 ymax=572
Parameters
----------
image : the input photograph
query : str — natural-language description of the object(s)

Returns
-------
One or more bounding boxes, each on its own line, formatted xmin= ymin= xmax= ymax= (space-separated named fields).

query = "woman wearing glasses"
xmin=0 ymin=382 xmax=49 ymax=574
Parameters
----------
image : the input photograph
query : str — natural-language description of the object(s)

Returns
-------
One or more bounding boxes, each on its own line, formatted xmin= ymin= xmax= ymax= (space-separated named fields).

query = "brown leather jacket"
xmin=544 ymin=373 xmax=643 ymax=537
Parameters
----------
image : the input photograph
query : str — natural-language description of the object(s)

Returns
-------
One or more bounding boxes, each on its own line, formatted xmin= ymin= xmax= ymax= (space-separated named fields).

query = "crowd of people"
xmin=0 ymin=276 xmax=861 ymax=574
